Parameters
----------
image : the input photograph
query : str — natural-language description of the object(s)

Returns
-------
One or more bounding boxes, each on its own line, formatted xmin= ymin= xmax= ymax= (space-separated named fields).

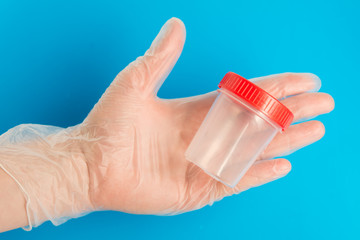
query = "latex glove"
xmin=0 ymin=17 xmax=335 ymax=230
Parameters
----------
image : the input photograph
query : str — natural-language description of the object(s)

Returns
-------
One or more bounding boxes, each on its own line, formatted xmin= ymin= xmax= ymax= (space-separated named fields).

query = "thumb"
xmin=109 ymin=17 xmax=186 ymax=98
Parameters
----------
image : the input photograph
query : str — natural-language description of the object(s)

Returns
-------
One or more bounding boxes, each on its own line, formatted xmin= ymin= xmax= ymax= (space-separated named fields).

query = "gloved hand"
xmin=0 ymin=17 xmax=335 ymax=230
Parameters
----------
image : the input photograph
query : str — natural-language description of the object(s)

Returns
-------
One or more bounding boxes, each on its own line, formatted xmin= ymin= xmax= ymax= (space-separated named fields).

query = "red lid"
xmin=219 ymin=72 xmax=294 ymax=131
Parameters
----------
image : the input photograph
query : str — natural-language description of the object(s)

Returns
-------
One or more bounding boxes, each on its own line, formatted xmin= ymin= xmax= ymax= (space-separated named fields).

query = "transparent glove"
xmin=0 ymin=17 xmax=334 ymax=230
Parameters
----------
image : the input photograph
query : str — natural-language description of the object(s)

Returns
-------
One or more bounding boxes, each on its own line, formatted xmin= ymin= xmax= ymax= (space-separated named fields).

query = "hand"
xmin=0 ymin=17 xmax=334 ymax=231
xmin=81 ymin=18 xmax=334 ymax=214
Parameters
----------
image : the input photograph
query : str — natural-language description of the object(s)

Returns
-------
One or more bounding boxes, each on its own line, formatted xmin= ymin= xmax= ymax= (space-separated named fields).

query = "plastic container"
xmin=185 ymin=72 xmax=294 ymax=188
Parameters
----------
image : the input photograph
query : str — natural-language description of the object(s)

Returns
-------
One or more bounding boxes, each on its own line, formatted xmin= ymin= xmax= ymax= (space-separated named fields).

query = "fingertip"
xmin=156 ymin=17 xmax=186 ymax=49
xmin=305 ymin=73 xmax=322 ymax=92
xmin=324 ymin=93 xmax=335 ymax=113
xmin=165 ymin=17 xmax=186 ymax=41
xmin=289 ymin=72 xmax=322 ymax=93
xmin=273 ymin=158 xmax=292 ymax=176
xmin=312 ymin=120 xmax=326 ymax=139
xmin=168 ymin=17 xmax=186 ymax=35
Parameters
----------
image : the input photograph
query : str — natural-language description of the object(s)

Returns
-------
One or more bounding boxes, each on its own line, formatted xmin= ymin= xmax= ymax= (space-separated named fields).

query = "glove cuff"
xmin=0 ymin=124 xmax=94 ymax=230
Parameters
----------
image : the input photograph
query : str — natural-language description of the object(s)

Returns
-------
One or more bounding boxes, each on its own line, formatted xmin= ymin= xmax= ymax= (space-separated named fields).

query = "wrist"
xmin=75 ymin=123 xmax=108 ymax=211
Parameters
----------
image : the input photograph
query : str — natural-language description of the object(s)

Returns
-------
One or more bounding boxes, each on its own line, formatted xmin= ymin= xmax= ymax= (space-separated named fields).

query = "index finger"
xmin=251 ymin=72 xmax=321 ymax=99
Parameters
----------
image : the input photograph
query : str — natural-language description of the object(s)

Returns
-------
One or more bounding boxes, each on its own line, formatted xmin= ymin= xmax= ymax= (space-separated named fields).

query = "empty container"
xmin=185 ymin=72 xmax=294 ymax=188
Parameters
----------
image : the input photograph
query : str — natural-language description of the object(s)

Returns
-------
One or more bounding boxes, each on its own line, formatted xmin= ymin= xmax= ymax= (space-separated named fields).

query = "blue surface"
xmin=0 ymin=0 xmax=358 ymax=239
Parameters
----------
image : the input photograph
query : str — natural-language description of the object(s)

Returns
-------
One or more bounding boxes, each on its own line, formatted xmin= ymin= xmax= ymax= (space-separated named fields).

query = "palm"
xmin=81 ymin=18 xmax=334 ymax=215
xmin=83 ymin=89 xmax=220 ymax=214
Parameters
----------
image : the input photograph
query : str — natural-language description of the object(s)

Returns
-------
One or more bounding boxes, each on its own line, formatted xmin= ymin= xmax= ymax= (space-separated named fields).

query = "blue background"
xmin=1 ymin=0 xmax=358 ymax=239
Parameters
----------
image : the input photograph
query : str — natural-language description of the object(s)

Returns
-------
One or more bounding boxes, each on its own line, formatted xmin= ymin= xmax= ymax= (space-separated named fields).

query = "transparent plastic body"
xmin=185 ymin=89 xmax=282 ymax=188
